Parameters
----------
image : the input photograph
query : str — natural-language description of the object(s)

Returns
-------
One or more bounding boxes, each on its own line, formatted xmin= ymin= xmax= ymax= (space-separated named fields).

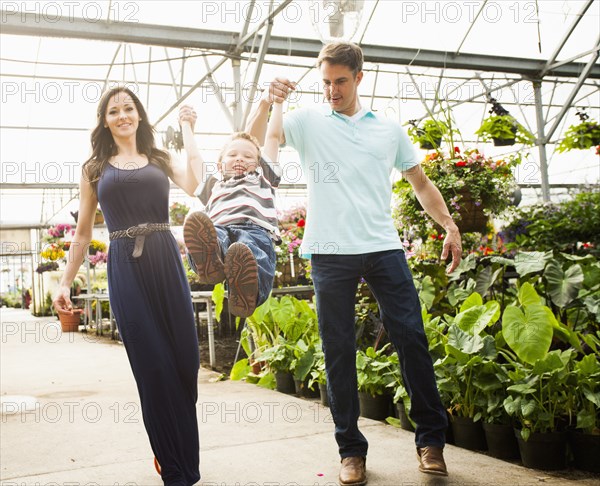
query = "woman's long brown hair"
xmin=83 ymin=86 xmax=173 ymax=194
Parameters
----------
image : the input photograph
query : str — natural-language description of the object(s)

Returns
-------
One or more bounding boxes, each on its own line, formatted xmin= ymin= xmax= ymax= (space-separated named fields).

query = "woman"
xmin=53 ymin=86 xmax=201 ymax=485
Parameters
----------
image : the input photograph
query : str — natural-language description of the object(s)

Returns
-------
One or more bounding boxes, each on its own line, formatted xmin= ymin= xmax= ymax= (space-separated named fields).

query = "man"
xmin=247 ymin=42 xmax=461 ymax=485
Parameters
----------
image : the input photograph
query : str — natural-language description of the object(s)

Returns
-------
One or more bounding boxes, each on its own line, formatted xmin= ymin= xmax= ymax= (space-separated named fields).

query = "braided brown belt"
xmin=109 ymin=223 xmax=171 ymax=258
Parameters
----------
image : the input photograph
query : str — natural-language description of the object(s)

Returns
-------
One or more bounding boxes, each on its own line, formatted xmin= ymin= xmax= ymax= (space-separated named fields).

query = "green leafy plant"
xmin=236 ymin=295 xmax=319 ymax=375
xmin=169 ymin=202 xmax=190 ymax=226
xmin=556 ymin=110 xmax=600 ymax=152
xmin=572 ymin=354 xmax=600 ymax=434
xmin=500 ymin=191 xmax=600 ymax=256
xmin=356 ymin=344 xmax=397 ymax=397
xmin=407 ymin=119 xmax=450 ymax=150
xmin=475 ymin=99 xmax=535 ymax=146
xmin=435 ymin=293 xmax=501 ymax=420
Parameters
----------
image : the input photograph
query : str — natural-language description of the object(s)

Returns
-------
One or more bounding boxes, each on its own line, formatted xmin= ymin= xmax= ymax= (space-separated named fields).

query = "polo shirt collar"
xmin=322 ymin=105 xmax=375 ymax=120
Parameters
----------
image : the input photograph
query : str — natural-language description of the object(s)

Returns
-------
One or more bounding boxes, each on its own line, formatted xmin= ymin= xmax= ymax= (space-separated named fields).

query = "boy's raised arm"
xmin=179 ymin=105 xmax=206 ymax=188
xmin=263 ymin=102 xmax=283 ymax=163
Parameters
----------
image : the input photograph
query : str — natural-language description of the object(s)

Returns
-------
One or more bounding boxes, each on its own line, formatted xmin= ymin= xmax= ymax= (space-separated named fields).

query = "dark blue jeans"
xmin=311 ymin=249 xmax=447 ymax=458
xmin=188 ymin=223 xmax=276 ymax=307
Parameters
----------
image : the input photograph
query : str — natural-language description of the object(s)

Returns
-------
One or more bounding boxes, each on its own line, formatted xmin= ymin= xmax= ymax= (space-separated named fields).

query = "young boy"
xmin=180 ymin=102 xmax=284 ymax=318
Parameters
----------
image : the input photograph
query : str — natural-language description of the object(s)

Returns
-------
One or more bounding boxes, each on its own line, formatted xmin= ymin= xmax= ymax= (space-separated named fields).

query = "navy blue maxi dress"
xmin=98 ymin=161 xmax=200 ymax=486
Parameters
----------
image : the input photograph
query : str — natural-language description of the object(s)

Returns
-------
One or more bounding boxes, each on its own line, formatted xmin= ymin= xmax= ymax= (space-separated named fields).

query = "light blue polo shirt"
xmin=283 ymin=106 xmax=419 ymax=256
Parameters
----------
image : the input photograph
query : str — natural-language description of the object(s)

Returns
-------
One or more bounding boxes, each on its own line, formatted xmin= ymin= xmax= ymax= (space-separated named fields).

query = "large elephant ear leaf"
xmin=518 ymin=282 xmax=542 ymax=307
xmin=513 ymin=251 xmax=551 ymax=277
xmin=502 ymin=304 xmax=553 ymax=365
xmin=459 ymin=292 xmax=483 ymax=312
xmin=475 ymin=266 xmax=503 ymax=298
xmin=544 ymin=260 xmax=584 ymax=308
xmin=419 ymin=275 xmax=436 ymax=311
xmin=455 ymin=301 xmax=500 ymax=335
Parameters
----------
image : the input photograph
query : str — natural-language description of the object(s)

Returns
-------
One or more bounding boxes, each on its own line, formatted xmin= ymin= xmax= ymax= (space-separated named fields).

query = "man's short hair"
xmin=317 ymin=42 xmax=364 ymax=77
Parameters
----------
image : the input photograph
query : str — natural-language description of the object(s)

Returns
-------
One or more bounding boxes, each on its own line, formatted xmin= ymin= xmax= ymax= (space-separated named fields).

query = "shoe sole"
xmin=418 ymin=465 xmax=448 ymax=476
xmin=183 ymin=212 xmax=225 ymax=285
xmin=224 ymin=243 xmax=258 ymax=318
xmin=339 ymin=480 xmax=367 ymax=486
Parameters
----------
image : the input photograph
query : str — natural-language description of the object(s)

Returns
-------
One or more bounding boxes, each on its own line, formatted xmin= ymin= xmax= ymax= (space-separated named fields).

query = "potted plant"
xmin=88 ymin=239 xmax=107 ymax=256
xmin=308 ymin=350 xmax=328 ymax=407
xmin=388 ymin=357 xmax=414 ymax=432
xmin=556 ymin=110 xmax=600 ymax=152
xmin=407 ymin=119 xmax=450 ymax=150
xmin=435 ymin=293 xmax=502 ymax=451
xmin=57 ymin=307 xmax=83 ymax=332
xmin=40 ymin=243 xmax=66 ymax=262
xmin=258 ymin=337 xmax=296 ymax=394
xmin=569 ymin=353 xmax=600 ymax=472
xmin=356 ymin=344 xmax=396 ymax=420
xmin=290 ymin=338 xmax=320 ymax=398
xmin=169 ymin=202 xmax=190 ymax=226
xmin=475 ymin=98 xmax=535 ymax=146
xmin=393 ymin=148 xmax=520 ymax=237
xmin=501 ymin=284 xmax=573 ymax=469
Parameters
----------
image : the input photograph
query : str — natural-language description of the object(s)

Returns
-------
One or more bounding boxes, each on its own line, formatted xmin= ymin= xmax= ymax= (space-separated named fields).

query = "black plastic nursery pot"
xmin=358 ymin=392 xmax=392 ymax=421
xmin=419 ymin=137 xmax=442 ymax=150
xmin=274 ymin=371 xmax=296 ymax=395
xmin=515 ymin=429 xmax=568 ymax=470
xmin=569 ymin=430 xmax=600 ymax=473
xmin=394 ymin=401 xmax=415 ymax=432
xmin=318 ymin=383 xmax=329 ymax=407
xmin=492 ymin=136 xmax=516 ymax=146
xmin=451 ymin=416 xmax=487 ymax=451
xmin=294 ymin=379 xmax=320 ymax=398
xmin=482 ymin=422 xmax=520 ymax=461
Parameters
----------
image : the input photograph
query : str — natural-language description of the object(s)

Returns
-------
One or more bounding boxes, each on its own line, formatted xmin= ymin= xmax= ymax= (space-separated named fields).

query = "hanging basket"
xmin=456 ymin=189 xmax=488 ymax=233
xmin=492 ymin=137 xmax=516 ymax=147
xmin=420 ymin=137 xmax=442 ymax=150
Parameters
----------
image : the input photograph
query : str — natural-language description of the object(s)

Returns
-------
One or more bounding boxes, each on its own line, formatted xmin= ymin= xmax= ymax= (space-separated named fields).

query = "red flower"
xmin=297 ymin=219 xmax=305 ymax=228
xmin=454 ymin=147 xmax=460 ymax=153
xmin=455 ymin=161 xmax=467 ymax=167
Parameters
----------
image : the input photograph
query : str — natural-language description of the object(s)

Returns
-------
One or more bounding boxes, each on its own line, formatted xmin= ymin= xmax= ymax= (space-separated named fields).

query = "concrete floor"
xmin=1 ymin=308 xmax=598 ymax=486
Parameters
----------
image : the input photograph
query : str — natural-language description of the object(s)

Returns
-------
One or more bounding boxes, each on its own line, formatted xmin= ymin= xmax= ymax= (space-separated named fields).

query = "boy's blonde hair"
xmin=218 ymin=132 xmax=261 ymax=165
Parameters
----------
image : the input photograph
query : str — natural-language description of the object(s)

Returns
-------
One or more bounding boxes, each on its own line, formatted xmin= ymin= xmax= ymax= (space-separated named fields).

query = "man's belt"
xmin=109 ymin=223 xmax=171 ymax=258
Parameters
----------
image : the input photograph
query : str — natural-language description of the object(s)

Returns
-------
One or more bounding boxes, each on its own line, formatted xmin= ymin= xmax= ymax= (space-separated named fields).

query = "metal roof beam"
xmin=2 ymin=12 xmax=599 ymax=79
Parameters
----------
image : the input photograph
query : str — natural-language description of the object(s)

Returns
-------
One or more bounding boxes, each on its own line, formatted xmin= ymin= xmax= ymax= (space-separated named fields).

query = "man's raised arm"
xmin=246 ymin=77 xmax=295 ymax=144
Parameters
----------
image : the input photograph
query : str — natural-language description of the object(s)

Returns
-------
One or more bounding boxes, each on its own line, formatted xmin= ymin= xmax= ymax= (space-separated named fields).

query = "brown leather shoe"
xmin=339 ymin=456 xmax=367 ymax=486
xmin=417 ymin=446 xmax=448 ymax=476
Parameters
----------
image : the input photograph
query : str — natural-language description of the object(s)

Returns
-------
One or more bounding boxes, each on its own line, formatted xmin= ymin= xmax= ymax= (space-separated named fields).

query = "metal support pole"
xmin=232 ymin=59 xmax=242 ymax=131
xmin=533 ymin=81 xmax=551 ymax=203
xmin=241 ymin=2 xmax=275 ymax=129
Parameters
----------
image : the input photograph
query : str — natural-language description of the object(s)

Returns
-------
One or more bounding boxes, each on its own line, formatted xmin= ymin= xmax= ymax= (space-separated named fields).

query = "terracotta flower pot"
xmin=58 ymin=309 xmax=83 ymax=332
